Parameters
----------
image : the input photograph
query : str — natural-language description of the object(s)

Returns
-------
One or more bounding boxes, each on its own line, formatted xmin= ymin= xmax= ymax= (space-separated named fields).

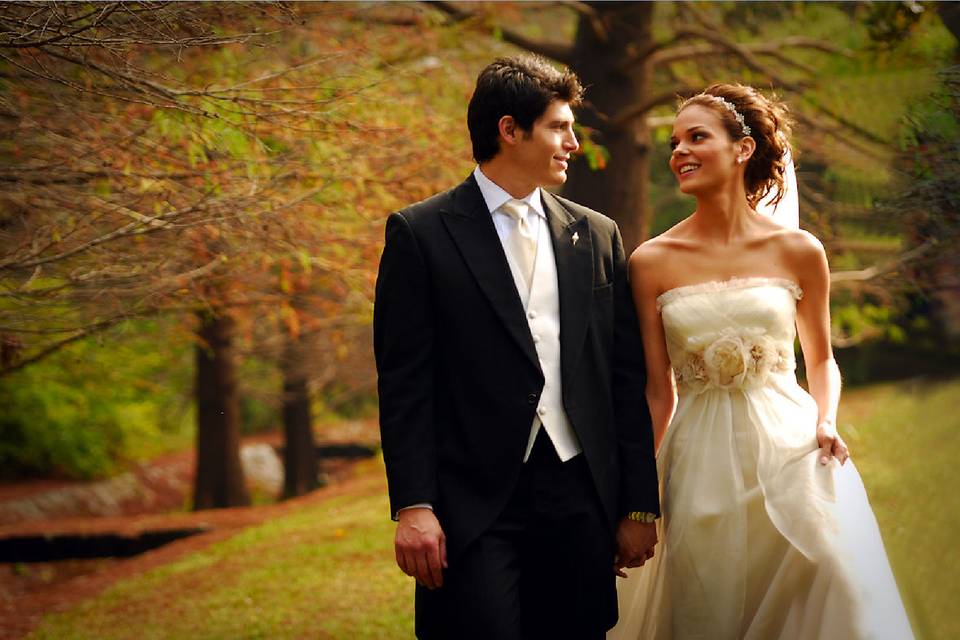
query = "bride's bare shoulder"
xmin=767 ymin=227 xmax=829 ymax=281
xmin=772 ymin=227 xmax=826 ymax=259
xmin=629 ymin=220 xmax=695 ymax=291
xmin=631 ymin=219 xmax=696 ymax=263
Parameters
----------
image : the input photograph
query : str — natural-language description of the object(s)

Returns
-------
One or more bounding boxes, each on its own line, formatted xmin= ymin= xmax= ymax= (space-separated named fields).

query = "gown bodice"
xmin=656 ymin=277 xmax=803 ymax=394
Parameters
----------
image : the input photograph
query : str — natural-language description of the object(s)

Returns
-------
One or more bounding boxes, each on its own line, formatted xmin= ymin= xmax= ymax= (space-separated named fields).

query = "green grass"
xmin=30 ymin=462 xmax=415 ymax=639
xmin=839 ymin=377 xmax=960 ymax=640
xmin=30 ymin=379 xmax=960 ymax=639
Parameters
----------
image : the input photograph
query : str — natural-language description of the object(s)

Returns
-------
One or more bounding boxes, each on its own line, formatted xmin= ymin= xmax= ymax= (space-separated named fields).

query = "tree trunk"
xmin=193 ymin=310 xmax=249 ymax=510
xmin=281 ymin=335 xmax=319 ymax=498
xmin=563 ymin=2 xmax=655 ymax=252
xmin=938 ymin=2 xmax=960 ymax=45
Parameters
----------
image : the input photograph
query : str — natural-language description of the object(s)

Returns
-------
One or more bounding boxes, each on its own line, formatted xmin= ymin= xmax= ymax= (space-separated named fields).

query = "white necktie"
xmin=500 ymin=199 xmax=538 ymax=293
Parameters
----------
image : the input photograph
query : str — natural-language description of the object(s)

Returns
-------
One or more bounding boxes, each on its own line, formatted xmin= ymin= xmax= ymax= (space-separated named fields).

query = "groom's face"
xmin=512 ymin=100 xmax=579 ymax=188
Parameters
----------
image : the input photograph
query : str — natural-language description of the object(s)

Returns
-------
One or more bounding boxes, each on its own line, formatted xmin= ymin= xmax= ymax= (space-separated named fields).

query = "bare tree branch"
xmin=667 ymin=28 xmax=808 ymax=92
xmin=831 ymin=240 xmax=937 ymax=284
xmin=0 ymin=169 xmax=213 ymax=185
xmin=797 ymin=95 xmax=892 ymax=148
xmin=648 ymin=36 xmax=849 ymax=71
xmin=612 ymin=86 xmax=696 ymax=129
xmin=429 ymin=1 xmax=575 ymax=65
xmin=0 ymin=3 xmax=119 ymax=49
xmin=567 ymin=1 xmax=607 ymax=43
xmin=0 ymin=4 xmax=267 ymax=49
xmin=0 ymin=317 xmax=124 ymax=377
xmin=790 ymin=108 xmax=889 ymax=163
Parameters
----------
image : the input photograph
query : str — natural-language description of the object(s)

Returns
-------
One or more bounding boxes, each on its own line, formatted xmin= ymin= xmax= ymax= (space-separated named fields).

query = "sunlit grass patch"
xmin=840 ymin=377 xmax=960 ymax=640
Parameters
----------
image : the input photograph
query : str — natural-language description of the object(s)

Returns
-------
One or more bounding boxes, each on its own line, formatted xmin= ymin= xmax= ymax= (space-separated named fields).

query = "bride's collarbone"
xmin=659 ymin=223 xmax=792 ymax=250
xmin=649 ymin=236 xmax=799 ymax=293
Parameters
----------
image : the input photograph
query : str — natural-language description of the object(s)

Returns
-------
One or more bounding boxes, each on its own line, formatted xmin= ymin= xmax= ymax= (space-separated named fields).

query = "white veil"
xmin=755 ymin=150 xmax=799 ymax=229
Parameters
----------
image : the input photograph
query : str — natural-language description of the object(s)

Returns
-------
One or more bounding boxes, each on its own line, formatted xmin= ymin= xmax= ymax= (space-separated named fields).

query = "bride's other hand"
xmin=816 ymin=421 xmax=850 ymax=465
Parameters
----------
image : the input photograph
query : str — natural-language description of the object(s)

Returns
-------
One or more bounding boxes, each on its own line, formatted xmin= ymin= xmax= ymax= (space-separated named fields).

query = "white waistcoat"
xmin=505 ymin=215 xmax=582 ymax=463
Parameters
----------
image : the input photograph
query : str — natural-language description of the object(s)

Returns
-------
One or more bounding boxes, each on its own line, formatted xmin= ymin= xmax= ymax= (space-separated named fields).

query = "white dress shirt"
xmin=473 ymin=166 xmax=546 ymax=305
xmin=474 ymin=166 xmax=582 ymax=463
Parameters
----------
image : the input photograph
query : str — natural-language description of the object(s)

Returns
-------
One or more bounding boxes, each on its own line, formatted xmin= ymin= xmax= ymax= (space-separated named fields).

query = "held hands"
xmin=817 ymin=420 xmax=850 ymax=466
xmin=395 ymin=507 xmax=447 ymax=589
xmin=614 ymin=519 xmax=658 ymax=578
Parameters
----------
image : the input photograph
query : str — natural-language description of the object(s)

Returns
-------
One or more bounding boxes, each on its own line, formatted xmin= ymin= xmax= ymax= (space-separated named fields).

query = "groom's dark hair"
xmin=467 ymin=55 xmax=584 ymax=163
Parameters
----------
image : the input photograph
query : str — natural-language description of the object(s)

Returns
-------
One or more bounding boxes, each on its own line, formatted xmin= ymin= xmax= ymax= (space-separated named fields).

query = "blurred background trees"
xmin=0 ymin=2 xmax=956 ymax=504
xmin=0 ymin=2 xmax=480 ymax=504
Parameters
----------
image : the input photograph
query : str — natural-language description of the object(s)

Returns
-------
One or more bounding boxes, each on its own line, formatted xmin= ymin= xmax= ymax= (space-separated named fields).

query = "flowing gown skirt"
xmin=609 ymin=376 xmax=913 ymax=640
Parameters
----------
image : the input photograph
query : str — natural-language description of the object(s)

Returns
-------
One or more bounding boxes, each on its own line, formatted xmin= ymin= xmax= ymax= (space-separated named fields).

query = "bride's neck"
xmin=691 ymin=189 xmax=755 ymax=244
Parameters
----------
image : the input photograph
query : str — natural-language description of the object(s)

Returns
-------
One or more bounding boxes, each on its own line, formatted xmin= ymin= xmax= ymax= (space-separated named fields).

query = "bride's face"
xmin=669 ymin=105 xmax=740 ymax=196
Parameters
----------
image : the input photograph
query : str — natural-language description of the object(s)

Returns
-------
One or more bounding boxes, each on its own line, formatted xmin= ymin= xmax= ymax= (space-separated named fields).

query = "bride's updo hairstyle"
xmin=678 ymin=84 xmax=794 ymax=208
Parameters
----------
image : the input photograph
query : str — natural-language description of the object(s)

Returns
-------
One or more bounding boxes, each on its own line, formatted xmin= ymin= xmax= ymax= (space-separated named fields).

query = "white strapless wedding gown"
xmin=610 ymin=278 xmax=913 ymax=640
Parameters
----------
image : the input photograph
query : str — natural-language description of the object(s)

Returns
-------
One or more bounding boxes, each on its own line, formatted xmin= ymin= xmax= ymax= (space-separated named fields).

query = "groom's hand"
xmin=614 ymin=519 xmax=658 ymax=578
xmin=396 ymin=507 xmax=448 ymax=589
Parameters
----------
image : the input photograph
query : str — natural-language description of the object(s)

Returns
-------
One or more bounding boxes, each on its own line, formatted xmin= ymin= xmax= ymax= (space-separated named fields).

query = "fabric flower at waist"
xmin=674 ymin=328 xmax=794 ymax=392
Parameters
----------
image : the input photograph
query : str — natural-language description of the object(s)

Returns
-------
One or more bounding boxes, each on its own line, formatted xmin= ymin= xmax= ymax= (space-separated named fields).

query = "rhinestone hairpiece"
xmin=707 ymin=95 xmax=751 ymax=137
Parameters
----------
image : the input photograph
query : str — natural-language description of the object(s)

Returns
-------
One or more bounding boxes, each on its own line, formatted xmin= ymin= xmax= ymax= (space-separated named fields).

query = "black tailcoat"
xmin=374 ymin=174 xmax=660 ymax=562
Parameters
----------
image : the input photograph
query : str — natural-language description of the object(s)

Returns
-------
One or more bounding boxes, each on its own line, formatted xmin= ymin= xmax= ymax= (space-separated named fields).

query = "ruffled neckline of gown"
xmin=656 ymin=276 xmax=803 ymax=312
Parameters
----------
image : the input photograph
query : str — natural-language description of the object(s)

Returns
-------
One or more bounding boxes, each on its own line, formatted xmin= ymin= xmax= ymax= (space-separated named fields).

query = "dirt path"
xmin=0 ymin=432 xmax=291 ymax=526
xmin=0 ymin=420 xmax=383 ymax=639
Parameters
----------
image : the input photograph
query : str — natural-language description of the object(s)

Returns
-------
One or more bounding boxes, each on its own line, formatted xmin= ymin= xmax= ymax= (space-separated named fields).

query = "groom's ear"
xmin=498 ymin=115 xmax=520 ymax=147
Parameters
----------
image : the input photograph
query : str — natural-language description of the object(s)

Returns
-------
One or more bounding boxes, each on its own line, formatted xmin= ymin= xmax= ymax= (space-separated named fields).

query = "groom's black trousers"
xmin=415 ymin=431 xmax=617 ymax=640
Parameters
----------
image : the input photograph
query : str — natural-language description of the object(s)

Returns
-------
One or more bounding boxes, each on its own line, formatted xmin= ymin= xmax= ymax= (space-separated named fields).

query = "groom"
xmin=374 ymin=55 xmax=660 ymax=639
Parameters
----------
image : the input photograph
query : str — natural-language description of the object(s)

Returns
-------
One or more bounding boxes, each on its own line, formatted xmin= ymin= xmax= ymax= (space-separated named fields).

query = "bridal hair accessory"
xmin=705 ymin=95 xmax=751 ymax=137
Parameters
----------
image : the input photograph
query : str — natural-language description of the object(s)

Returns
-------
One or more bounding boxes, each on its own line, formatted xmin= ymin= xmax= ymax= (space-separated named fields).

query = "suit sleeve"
xmin=373 ymin=212 xmax=438 ymax=519
xmin=611 ymin=224 xmax=661 ymax=517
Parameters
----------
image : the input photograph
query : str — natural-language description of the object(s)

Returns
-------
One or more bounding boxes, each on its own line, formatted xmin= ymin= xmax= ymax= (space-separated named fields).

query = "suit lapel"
xmin=440 ymin=175 xmax=540 ymax=371
xmin=543 ymin=191 xmax=593 ymax=392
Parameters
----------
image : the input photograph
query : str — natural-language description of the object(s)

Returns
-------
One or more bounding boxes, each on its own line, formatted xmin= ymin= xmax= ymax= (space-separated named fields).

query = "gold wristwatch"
xmin=626 ymin=511 xmax=657 ymax=523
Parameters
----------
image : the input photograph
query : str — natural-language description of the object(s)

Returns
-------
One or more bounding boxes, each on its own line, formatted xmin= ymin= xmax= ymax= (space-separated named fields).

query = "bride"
xmin=609 ymin=84 xmax=913 ymax=639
